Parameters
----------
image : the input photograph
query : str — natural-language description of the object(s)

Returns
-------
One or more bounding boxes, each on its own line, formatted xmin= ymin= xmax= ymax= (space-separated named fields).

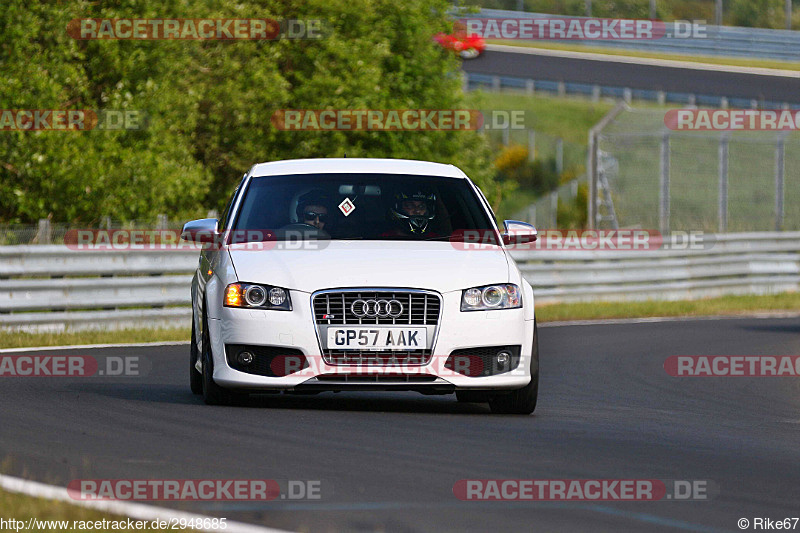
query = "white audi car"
xmin=182 ymin=158 xmax=539 ymax=414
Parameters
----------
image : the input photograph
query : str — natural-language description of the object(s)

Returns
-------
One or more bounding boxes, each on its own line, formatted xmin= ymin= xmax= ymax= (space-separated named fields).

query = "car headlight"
xmin=461 ymin=284 xmax=521 ymax=311
xmin=224 ymin=283 xmax=292 ymax=311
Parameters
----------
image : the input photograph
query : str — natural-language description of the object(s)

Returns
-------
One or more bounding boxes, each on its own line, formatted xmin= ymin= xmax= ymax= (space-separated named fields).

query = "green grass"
xmin=0 ymin=489 xmax=168 ymax=532
xmin=0 ymin=328 xmax=190 ymax=350
xmin=465 ymin=91 xmax=612 ymax=147
xmin=535 ymin=292 xmax=800 ymax=322
xmin=487 ymin=40 xmax=800 ymax=71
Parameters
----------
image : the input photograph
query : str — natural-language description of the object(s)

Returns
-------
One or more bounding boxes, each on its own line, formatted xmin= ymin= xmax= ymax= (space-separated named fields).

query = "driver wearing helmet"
xmin=384 ymin=189 xmax=439 ymax=237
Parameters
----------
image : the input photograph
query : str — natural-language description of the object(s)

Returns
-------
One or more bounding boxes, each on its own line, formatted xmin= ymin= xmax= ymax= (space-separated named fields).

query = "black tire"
xmin=201 ymin=308 xmax=233 ymax=406
xmin=455 ymin=390 xmax=490 ymax=403
xmin=189 ymin=320 xmax=203 ymax=395
xmin=489 ymin=321 xmax=539 ymax=415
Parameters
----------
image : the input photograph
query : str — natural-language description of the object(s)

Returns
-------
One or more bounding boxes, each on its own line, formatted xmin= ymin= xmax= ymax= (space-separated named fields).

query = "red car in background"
xmin=434 ymin=29 xmax=486 ymax=59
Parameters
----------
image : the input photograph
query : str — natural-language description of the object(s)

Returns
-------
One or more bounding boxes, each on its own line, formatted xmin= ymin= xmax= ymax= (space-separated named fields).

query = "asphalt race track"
xmin=463 ymin=47 xmax=800 ymax=104
xmin=2 ymin=317 xmax=800 ymax=532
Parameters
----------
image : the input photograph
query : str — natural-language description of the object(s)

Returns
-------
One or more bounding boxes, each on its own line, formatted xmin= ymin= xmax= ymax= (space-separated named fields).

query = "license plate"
xmin=326 ymin=328 xmax=427 ymax=350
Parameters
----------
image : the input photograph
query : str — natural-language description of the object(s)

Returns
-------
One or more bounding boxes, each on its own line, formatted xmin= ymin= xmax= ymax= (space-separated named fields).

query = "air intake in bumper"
xmin=226 ymin=344 xmax=308 ymax=377
xmin=445 ymin=345 xmax=521 ymax=377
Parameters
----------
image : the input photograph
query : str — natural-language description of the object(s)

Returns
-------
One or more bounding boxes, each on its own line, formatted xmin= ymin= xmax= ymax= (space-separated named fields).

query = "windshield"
xmin=230 ymin=173 xmax=498 ymax=242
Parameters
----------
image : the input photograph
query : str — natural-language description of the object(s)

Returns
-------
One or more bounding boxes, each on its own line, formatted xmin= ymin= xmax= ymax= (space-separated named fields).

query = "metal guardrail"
xmin=472 ymin=9 xmax=800 ymax=60
xmin=0 ymin=247 xmax=197 ymax=332
xmin=0 ymin=233 xmax=797 ymax=332
xmin=0 ymin=247 xmax=197 ymax=277
xmin=510 ymin=232 xmax=800 ymax=304
xmin=465 ymin=72 xmax=800 ymax=110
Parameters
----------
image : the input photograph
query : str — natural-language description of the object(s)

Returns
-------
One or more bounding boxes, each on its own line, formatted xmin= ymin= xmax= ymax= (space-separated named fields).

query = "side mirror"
xmin=502 ymin=220 xmax=537 ymax=246
xmin=181 ymin=218 xmax=218 ymax=243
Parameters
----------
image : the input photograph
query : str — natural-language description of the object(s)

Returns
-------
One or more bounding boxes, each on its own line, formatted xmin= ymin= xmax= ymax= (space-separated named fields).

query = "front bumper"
xmin=209 ymin=290 xmax=535 ymax=391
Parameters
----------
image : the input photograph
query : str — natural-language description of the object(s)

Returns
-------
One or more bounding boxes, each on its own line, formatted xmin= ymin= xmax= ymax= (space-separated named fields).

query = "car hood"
xmin=228 ymin=240 xmax=510 ymax=293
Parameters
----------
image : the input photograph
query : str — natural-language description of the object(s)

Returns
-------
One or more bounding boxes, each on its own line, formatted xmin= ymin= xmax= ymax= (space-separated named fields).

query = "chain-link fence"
xmin=482 ymin=125 xmax=588 ymax=228
xmin=480 ymin=127 xmax=585 ymax=176
xmin=513 ymin=174 xmax=586 ymax=228
xmin=592 ymin=108 xmax=800 ymax=232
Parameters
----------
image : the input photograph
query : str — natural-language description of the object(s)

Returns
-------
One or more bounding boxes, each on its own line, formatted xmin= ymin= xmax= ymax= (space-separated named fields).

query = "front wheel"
xmin=201 ymin=309 xmax=238 ymax=405
xmin=489 ymin=321 xmax=539 ymax=415
xmin=189 ymin=320 xmax=203 ymax=395
xmin=459 ymin=48 xmax=480 ymax=59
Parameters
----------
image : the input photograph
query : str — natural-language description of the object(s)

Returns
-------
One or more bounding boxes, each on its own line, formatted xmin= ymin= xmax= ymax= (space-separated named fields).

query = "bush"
xmin=493 ymin=144 xmax=559 ymax=195
xmin=729 ymin=0 xmax=785 ymax=27
xmin=556 ymin=182 xmax=588 ymax=229
xmin=493 ymin=145 xmax=528 ymax=173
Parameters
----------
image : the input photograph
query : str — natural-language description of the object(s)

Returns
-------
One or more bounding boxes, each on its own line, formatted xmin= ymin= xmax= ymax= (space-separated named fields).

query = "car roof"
xmin=249 ymin=158 xmax=468 ymax=179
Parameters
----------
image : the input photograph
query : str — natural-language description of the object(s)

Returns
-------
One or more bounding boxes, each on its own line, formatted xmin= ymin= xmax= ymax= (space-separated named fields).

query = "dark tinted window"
xmin=231 ymin=173 xmax=496 ymax=241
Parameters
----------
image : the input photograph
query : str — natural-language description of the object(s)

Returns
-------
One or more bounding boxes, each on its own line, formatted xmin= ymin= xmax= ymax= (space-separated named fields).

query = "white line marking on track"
xmin=540 ymin=311 xmax=800 ymax=327
xmin=3 ymin=312 xmax=798 ymax=352
xmin=0 ymin=474 xmax=291 ymax=533
xmin=0 ymin=341 xmax=190 ymax=353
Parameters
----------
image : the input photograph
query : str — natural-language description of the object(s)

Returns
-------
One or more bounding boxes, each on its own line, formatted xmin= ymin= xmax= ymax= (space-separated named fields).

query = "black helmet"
xmin=295 ymin=190 xmax=330 ymax=222
xmin=390 ymin=190 xmax=436 ymax=234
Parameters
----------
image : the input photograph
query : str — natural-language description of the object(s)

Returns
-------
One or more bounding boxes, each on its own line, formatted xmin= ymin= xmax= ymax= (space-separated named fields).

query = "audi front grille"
xmin=312 ymin=289 xmax=441 ymax=366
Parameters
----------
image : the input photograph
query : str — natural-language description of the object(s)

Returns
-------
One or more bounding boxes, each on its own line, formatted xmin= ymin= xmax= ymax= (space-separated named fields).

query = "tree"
xmin=0 ymin=0 xmax=496 ymax=224
xmin=0 ymin=0 xmax=210 ymax=224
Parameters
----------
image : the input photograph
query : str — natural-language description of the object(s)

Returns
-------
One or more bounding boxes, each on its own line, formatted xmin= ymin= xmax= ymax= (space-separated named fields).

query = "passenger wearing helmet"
xmin=385 ymin=190 xmax=439 ymax=237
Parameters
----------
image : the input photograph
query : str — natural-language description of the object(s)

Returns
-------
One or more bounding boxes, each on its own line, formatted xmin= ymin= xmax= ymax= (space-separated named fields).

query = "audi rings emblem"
xmin=351 ymin=299 xmax=404 ymax=318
